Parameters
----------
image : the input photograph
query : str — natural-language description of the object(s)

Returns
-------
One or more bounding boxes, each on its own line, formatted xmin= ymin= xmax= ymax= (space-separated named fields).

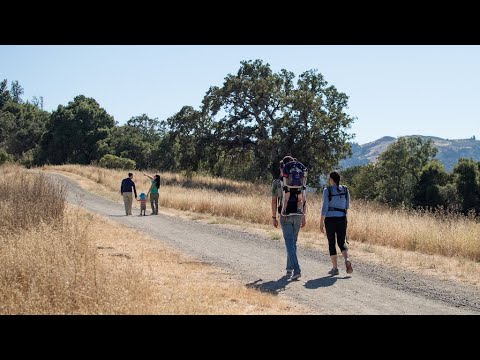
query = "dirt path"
xmin=46 ymin=172 xmax=479 ymax=314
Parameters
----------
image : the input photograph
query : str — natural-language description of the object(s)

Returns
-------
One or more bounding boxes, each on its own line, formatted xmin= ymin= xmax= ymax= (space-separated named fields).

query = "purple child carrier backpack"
xmin=283 ymin=160 xmax=307 ymax=187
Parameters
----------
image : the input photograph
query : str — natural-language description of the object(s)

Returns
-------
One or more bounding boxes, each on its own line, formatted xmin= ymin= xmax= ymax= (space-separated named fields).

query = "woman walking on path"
xmin=320 ymin=171 xmax=353 ymax=275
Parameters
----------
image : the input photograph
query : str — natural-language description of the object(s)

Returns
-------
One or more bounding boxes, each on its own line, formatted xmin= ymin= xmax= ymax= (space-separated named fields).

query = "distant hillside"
xmin=341 ymin=135 xmax=480 ymax=171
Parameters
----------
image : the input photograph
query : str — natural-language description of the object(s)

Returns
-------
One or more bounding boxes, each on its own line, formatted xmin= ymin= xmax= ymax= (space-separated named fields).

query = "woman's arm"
xmin=346 ymin=187 xmax=350 ymax=210
xmin=320 ymin=188 xmax=328 ymax=233
xmin=320 ymin=188 xmax=329 ymax=217
xmin=143 ymin=173 xmax=154 ymax=180
xmin=319 ymin=215 xmax=326 ymax=233
xmin=147 ymin=182 xmax=153 ymax=196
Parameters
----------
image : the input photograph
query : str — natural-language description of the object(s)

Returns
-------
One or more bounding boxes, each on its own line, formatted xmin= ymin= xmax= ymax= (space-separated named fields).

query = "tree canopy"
xmin=202 ymin=60 xmax=355 ymax=181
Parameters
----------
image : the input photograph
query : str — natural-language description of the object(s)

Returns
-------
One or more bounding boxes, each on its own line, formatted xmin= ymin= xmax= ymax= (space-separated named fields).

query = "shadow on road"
xmin=304 ymin=275 xmax=351 ymax=289
xmin=246 ymin=275 xmax=293 ymax=295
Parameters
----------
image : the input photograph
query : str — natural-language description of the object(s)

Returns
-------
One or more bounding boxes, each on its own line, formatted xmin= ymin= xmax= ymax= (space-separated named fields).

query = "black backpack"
xmin=275 ymin=179 xmax=301 ymax=215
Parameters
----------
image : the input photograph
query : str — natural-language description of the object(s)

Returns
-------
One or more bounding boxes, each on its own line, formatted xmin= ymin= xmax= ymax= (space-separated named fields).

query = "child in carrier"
xmin=137 ymin=192 xmax=148 ymax=216
xmin=281 ymin=156 xmax=307 ymax=215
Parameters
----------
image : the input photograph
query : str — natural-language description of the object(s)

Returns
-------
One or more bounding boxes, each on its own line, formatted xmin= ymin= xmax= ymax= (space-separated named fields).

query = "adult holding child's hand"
xmin=120 ymin=172 xmax=137 ymax=216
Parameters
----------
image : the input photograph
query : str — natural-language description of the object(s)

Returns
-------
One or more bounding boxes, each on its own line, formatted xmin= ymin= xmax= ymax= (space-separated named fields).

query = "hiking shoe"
xmin=289 ymin=272 xmax=301 ymax=281
xmin=286 ymin=269 xmax=293 ymax=277
xmin=345 ymin=260 xmax=353 ymax=274
xmin=328 ymin=268 xmax=339 ymax=276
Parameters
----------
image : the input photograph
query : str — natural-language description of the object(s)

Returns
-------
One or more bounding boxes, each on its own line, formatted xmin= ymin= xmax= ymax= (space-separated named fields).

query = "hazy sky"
xmin=1 ymin=45 xmax=479 ymax=144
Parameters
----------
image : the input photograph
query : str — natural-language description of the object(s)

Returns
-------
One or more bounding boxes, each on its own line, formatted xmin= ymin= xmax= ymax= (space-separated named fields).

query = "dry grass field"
xmin=0 ymin=165 xmax=304 ymax=314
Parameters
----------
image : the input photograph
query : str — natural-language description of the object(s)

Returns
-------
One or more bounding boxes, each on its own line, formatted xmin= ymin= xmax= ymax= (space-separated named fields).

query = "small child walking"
xmin=137 ymin=192 xmax=148 ymax=216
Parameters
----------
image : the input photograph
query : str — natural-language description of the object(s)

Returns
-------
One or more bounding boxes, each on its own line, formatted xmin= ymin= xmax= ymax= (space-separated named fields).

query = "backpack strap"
xmin=328 ymin=185 xmax=348 ymax=201
xmin=328 ymin=207 xmax=347 ymax=213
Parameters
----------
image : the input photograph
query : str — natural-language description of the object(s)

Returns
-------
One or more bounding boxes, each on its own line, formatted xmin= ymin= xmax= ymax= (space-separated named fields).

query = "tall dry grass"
xmin=348 ymin=201 xmax=480 ymax=261
xmin=0 ymin=166 xmax=154 ymax=314
xmin=160 ymin=171 xmax=265 ymax=194
xmin=1 ymin=165 xmax=300 ymax=314
xmin=44 ymin=164 xmax=480 ymax=262
xmin=0 ymin=168 xmax=66 ymax=232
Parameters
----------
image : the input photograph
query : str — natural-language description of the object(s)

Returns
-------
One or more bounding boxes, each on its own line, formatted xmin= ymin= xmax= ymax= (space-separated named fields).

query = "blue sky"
xmin=1 ymin=45 xmax=479 ymax=144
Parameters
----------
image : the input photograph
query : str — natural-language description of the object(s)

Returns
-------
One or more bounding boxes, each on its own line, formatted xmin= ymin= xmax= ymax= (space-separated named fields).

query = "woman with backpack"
xmin=320 ymin=171 xmax=353 ymax=275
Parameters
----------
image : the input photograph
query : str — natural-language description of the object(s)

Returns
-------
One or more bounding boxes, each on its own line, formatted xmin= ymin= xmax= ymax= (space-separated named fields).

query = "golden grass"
xmin=43 ymin=164 xmax=480 ymax=262
xmin=0 ymin=167 xmax=66 ymax=232
xmin=0 ymin=165 xmax=303 ymax=314
xmin=347 ymin=201 xmax=480 ymax=262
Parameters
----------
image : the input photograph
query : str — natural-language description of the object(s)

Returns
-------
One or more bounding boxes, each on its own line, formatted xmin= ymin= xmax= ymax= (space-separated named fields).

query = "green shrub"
xmin=0 ymin=149 xmax=13 ymax=165
xmin=19 ymin=149 xmax=35 ymax=168
xmin=98 ymin=154 xmax=136 ymax=170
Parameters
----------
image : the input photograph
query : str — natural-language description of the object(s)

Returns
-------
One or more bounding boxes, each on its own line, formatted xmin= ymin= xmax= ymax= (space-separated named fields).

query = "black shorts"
xmin=283 ymin=187 xmax=301 ymax=195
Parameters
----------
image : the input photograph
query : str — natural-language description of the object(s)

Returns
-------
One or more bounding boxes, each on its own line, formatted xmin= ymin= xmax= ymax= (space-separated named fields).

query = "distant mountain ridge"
xmin=341 ymin=135 xmax=480 ymax=171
